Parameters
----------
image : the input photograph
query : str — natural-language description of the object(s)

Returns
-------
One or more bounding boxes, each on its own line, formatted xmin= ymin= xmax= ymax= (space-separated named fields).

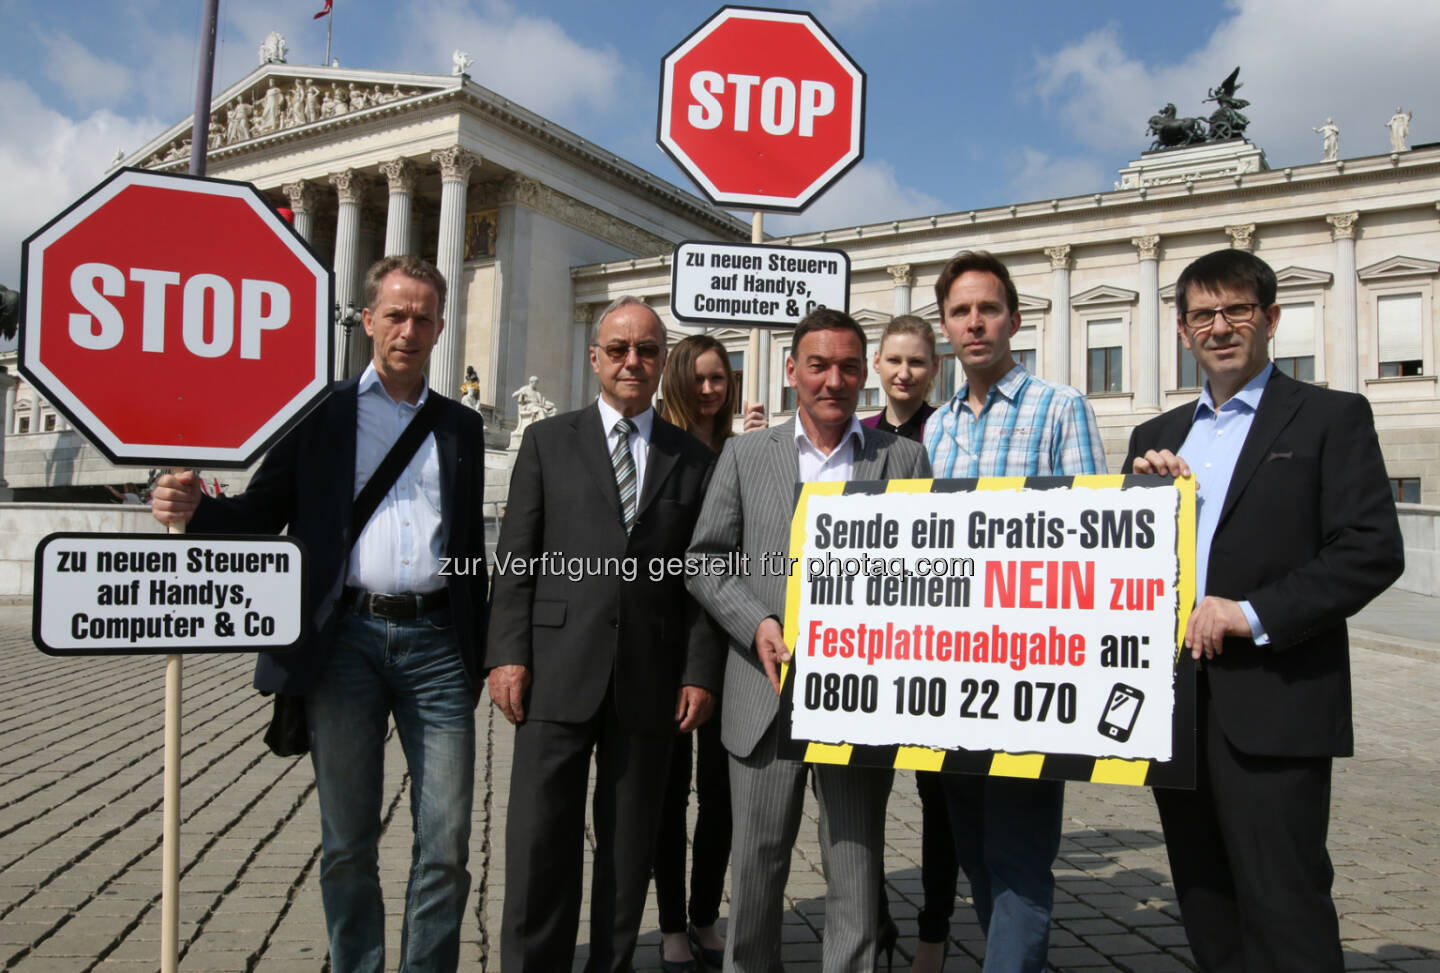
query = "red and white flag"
xmin=313 ymin=0 xmax=332 ymax=20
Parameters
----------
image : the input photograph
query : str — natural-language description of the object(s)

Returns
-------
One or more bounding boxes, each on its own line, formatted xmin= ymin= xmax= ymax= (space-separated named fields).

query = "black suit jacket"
xmin=190 ymin=377 xmax=490 ymax=696
xmin=484 ymin=404 xmax=722 ymax=732
xmin=1124 ymin=371 xmax=1402 ymax=757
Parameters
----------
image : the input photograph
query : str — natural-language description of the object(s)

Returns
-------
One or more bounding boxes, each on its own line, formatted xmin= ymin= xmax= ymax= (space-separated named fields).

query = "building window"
xmin=16 ymin=416 xmax=29 ymax=434
xmin=42 ymin=413 xmax=57 ymax=432
xmin=1391 ymin=477 xmax=1420 ymax=504
xmin=1378 ymin=293 xmax=1423 ymax=377
xmin=1013 ymin=325 xmax=1037 ymax=376
xmin=1272 ymin=301 xmax=1316 ymax=382
xmin=931 ymin=343 xmax=958 ymax=405
xmin=1086 ymin=319 xmax=1124 ymax=394
xmin=728 ymin=352 xmax=746 ymax=414
xmin=1177 ymin=339 xmax=1202 ymax=389
xmin=858 ymin=387 xmax=883 ymax=409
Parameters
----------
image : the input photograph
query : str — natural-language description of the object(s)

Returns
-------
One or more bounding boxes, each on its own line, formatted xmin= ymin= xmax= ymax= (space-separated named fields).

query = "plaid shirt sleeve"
xmin=1051 ymin=390 xmax=1107 ymax=475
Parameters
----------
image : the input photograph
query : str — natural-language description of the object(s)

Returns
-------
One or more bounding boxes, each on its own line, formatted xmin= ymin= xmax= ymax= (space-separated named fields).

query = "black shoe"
xmin=687 ymin=925 xmax=724 ymax=970
xmin=875 ymin=917 xmax=898 ymax=972
xmin=659 ymin=943 xmax=698 ymax=973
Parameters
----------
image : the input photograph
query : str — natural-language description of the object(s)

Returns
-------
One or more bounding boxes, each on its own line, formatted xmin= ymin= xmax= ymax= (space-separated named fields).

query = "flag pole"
xmin=325 ymin=5 xmax=333 ymax=65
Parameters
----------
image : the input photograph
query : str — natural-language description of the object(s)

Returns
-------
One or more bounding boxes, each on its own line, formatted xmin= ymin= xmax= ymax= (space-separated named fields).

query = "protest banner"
xmin=777 ymin=474 xmax=1197 ymax=787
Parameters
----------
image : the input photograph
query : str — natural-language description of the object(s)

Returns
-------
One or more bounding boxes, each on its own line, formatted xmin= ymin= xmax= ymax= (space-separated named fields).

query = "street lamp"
xmin=334 ymin=300 xmax=363 ymax=378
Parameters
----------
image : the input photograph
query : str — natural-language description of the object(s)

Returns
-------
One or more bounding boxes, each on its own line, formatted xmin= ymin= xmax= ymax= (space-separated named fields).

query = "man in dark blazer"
xmin=687 ymin=308 xmax=931 ymax=972
xmin=151 ymin=256 xmax=488 ymax=973
xmin=486 ymin=296 xmax=722 ymax=973
xmin=1125 ymin=248 xmax=1402 ymax=973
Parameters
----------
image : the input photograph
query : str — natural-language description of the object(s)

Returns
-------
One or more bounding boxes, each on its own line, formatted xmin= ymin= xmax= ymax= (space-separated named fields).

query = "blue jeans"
xmin=942 ymin=774 xmax=1064 ymax=973
xmin=306 ymin=607 xmax=475 ymax=973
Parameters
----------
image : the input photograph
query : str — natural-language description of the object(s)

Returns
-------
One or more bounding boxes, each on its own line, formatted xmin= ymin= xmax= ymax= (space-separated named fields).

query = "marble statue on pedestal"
xmin=1388 ymin=108 xmax=1412 ymax=153
xmin=1313 ymin=118 xmax=1340 ymax=162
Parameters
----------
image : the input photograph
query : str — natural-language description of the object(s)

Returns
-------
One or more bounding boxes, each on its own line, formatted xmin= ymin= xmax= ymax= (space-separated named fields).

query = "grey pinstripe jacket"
xmin=686 ymin=419 xmax=931 ymax=758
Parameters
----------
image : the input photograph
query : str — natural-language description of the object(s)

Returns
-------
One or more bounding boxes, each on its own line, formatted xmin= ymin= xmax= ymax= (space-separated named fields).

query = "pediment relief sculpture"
xmin=143 ymin=74 xmax=434 ymax=166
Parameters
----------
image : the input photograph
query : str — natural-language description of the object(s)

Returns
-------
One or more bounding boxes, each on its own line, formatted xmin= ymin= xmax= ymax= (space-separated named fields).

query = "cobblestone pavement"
xmin=1 ymin=598 xmax=1437 ymax=972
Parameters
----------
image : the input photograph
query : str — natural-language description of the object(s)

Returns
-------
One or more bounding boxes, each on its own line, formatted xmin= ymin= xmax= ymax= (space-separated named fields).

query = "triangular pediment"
xmin=1357 ymin=255 xmax=1440 ymax=281
xmin=1072 ymin=284 xmax=1138 ymax=307
xmin=853 ymin=308 xmax=893 ymax=327
xmin=707 ymin=328 xmax=752 ymax=341
xmin=133 ymin=62 xmax=456 ymax=169
xmin=1274 ymin=265 xmax=1334 ymax=287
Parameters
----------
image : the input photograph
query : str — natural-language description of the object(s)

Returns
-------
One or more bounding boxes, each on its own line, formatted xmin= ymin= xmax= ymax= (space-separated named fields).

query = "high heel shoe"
xmin=875 ymin=916 xmax=898 ymax=972
xmin=910 ymin=937 xmax=947 ymax=973
xmin=687 ymin=924 xmax=724 ymax=970
xmin=658 ymin=943 xmax=698 ymax=973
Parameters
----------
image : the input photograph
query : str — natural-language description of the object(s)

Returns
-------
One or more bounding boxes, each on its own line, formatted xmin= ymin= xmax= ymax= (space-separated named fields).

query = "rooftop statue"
xmin=1147 ymin=103 xmax=1207 ymax=150
xmin=1313 ymin=118 xmax=1340 ymax=162
xmin=258 ymin=31 xmax=287 ymax=65
xmin=1203 ymin=67 xmax=1251 ymax=141
xmin=1388 ymin=108 xmax=1411 ymax=153
xmin=1145 ymin=66 xmax=1254 ymax=152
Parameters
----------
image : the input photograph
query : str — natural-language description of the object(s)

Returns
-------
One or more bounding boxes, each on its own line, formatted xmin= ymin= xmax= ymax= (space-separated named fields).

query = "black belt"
xmin=343 ymin=586 xmax=449 ymax=619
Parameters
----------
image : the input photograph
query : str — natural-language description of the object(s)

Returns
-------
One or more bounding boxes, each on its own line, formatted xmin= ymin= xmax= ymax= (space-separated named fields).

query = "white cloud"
xmin=1006 ymin=148 xmax=1112 ymax=204
xmin=764 ymin=159 xmax=946 ymax=235
xmin=395 ymin=0 xmax=626 ymax=123
xmin=1031 ymin=0 xmax=1440 ymax=168
xmin=0 ymin=79 xmax=163 ymax=286
xmin=40 ymin=33 xmax=135 ymax=108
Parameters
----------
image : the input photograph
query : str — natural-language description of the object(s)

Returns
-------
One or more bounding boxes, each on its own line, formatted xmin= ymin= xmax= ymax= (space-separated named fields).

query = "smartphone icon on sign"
xmin=1098 ymin=683 xmax=1145 ymax=742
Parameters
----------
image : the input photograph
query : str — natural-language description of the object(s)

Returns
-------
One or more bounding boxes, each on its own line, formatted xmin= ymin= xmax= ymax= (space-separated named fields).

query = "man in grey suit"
xmin=687 ymin=308 xmax=931 ymax=972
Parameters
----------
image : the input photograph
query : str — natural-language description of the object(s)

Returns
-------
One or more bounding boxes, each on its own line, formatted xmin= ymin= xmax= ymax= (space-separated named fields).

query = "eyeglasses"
xmin=593 ymin=342 xmax=663 ymax=363
xmin=1183 ymin=303 xmax=1263 ymax=331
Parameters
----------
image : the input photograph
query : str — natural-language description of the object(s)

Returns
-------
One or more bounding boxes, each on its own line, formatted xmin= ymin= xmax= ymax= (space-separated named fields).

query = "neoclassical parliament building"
xmin=3 ymin=50 xmax=1439 ymax=509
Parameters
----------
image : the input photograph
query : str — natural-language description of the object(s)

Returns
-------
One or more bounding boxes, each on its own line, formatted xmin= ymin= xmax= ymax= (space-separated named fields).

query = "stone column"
xmin=1044 ymin=245 xmax=1072 ymax=384
xmin=887 ymin=264 xmax=913 ymax=316
xmin=3 ymin=377 xmax=15 ymax=435
xmin=1327 ymin=212 xmax=1360 ymax=392
xmin=329 ymin=169 xmax=366 ymax=380
xmin=1225 ymin=223 xmax=1257 ymax=252
xmin=0 ymin=369 xmax=15 ymax=498
xmin=281 ymin=181 xmax=317 ymax=242
xmin=379 ymin=158 xmax=416 ymax=257
xmin=1132 ymin=235 xmax=1161 ymax=411
xmin=431 ymin=146 xmax=479 ymax=400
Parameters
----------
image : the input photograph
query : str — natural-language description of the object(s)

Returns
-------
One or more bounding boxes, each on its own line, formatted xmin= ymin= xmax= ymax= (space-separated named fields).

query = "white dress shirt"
xmin=596 ymin=396 xmax=655 ymax=492
xmin=794 ymin=415 xmax=864 ymax=482
xmin=346 ymin=363 xmax=446 ymax=594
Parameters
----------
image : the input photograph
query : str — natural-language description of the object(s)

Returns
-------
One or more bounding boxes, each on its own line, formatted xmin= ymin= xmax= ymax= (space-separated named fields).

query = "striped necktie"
xmin=611 ymin=417 xmax=638 ymax=532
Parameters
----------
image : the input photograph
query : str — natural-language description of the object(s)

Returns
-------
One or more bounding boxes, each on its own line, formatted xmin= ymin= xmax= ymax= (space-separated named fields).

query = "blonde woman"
xmin=863 ymin=316 xmax=955 ymax=973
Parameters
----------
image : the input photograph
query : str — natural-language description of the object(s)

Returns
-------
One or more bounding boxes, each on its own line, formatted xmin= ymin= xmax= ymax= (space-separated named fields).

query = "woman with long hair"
xmin=862 ymin=315 xmax=956 ymax=973
xmin=652 ymin=334 xmax=755 ymax=971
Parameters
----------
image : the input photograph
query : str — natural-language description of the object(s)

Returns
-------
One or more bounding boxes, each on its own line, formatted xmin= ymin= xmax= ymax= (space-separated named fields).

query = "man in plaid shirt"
xmin=924 ymin=250 xmax=1106 ymax=972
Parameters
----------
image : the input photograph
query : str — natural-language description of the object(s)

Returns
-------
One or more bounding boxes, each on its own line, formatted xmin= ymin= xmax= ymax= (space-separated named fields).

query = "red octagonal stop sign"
xmin=20 ymin=168 xmax=333 ymax=468
xmin=659 ymin=7 xmax=865 ymax=212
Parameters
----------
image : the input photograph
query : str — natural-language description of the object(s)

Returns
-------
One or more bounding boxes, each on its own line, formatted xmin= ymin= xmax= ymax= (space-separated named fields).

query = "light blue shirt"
xmin=346 ymin=363 xmax=445 ymax=594
xmin=1179 ymin=362 xmax=1273 ymax=642
xmin=924 ymin=365 xmax=1106 ymax=478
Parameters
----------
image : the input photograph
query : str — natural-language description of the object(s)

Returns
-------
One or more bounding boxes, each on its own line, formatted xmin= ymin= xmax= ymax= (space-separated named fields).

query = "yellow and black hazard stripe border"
xmin=776 ymin=474 xmax=1197 ymax=789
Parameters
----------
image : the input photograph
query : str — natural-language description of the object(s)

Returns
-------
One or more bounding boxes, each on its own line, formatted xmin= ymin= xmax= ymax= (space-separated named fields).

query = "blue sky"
xmin=1 ymin=0 xmax=1436 ymax=291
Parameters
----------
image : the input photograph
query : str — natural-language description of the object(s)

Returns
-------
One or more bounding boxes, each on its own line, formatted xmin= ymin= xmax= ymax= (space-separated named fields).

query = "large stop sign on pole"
xmin=658 ymin=6 xmax=865 ymax=212
xmin=19 ymin=167 xmax=333 ymax=468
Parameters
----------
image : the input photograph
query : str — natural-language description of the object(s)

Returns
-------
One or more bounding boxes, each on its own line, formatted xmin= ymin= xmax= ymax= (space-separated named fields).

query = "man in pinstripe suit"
xmin=687 ymin=308 xmax=931 ymax=972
